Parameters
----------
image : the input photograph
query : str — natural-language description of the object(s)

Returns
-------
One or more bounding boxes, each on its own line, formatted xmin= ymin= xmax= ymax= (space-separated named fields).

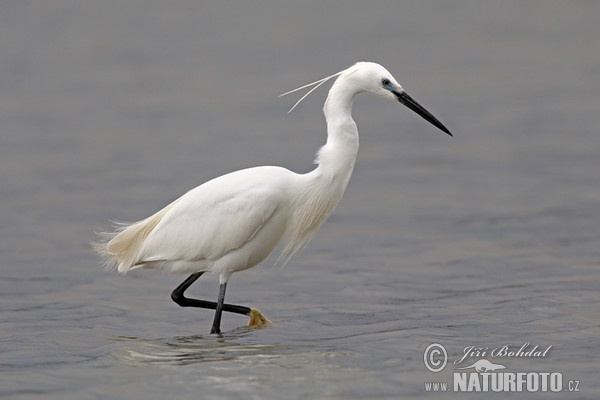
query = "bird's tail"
xmin=93 ymin=205 xmax=172 ymax=273
xmin=92 ymin=221 xmax=139 ymax=274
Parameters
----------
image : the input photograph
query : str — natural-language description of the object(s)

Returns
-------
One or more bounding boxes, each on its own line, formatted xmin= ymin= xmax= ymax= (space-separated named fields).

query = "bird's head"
xmin=340 ymin=61 xmax=401 ymax=100
xmin=280 ymin=61 xmax=452 ymax=137
xmin=341 ymin=62 xmax=452 ymax=136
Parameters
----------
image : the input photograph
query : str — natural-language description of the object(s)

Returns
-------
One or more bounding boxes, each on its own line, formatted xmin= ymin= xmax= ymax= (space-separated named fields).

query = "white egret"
xmin=95 ymin=62 xmax=452 ymax=334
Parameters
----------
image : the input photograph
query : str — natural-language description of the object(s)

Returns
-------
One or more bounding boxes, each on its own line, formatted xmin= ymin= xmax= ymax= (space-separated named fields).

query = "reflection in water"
xmin=112 ymin=329 xmax=308 ymax=366
xmin=108 ymin=328 xmax=374 ymax=398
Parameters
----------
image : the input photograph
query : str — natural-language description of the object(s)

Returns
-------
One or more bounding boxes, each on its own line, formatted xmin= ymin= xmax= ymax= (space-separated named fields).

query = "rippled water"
xmin=1 ymin=1 xmax=600 ymax=399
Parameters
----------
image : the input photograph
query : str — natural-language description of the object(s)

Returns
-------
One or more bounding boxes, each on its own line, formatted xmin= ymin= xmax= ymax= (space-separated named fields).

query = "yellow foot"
xmin=247 ymin=307 xmax=271 ymax=327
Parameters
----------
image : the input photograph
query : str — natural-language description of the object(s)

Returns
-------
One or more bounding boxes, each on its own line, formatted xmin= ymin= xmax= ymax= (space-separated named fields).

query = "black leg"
xmin=171 ymin=273 xmax=251 ymax=319
xmin=171 ymin=272 xmax=205 ymax=305
xmin=210 ymin=282 xmax=227 ymax=334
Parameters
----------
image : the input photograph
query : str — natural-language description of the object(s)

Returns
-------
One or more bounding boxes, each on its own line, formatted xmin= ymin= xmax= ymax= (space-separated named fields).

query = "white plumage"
xmin=99 ymin=158 xmax=353 ymax=279
xmin=95 ymin=61 xmax=451 ymax=333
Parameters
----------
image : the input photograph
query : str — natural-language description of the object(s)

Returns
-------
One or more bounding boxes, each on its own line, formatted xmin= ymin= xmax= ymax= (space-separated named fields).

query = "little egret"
xmin=95 ymin=61 xmax=452 ymax=334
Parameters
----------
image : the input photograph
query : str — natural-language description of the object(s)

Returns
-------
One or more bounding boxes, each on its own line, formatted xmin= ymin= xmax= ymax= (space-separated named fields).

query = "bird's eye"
xmin=381 ymin=78 xmax=391 ymax=87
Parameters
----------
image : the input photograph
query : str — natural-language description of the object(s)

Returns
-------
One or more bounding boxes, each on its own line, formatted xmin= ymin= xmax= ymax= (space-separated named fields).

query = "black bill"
xmin=395 ymin=91 xmax=452 ymax=137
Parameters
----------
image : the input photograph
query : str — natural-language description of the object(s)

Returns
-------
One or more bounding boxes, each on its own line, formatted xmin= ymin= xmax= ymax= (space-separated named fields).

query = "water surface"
xmin=1 ymin=1 xmax=599 ymax=399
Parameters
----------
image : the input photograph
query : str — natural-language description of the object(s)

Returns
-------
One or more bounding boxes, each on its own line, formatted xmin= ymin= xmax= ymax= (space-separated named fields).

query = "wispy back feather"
xmin=93 ymin=200 xmax=178 ymax=273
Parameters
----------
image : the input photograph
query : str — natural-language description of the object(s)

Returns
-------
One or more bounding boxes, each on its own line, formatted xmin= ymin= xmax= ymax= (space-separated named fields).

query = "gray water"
xmin=1 ymin=1 xmax=599 ymax=399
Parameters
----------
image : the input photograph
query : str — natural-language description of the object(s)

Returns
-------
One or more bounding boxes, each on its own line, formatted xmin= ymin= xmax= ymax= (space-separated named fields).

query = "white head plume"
xmin=278 ymin=69 xmax=348 ymax=113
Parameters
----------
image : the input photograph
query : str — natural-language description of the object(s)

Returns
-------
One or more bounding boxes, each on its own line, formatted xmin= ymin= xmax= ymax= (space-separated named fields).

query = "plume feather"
xmin=279 ymin=70 xmax=344 ymax=113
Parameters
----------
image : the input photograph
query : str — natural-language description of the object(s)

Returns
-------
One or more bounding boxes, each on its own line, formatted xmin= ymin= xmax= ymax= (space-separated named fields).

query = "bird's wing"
xmin=135 ymin=169 xmax=287 ymax=266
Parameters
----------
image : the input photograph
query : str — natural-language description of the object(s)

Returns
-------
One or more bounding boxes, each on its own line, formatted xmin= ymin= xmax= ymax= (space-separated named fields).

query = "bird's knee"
xmin=171 ymin=290 xmax=185 ymax=306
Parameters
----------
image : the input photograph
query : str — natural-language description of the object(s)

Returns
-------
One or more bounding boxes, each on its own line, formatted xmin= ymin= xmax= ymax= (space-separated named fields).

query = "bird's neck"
xmin=281 ymin=82 xmax=361 ymax=261
xmin=314 ymin=82 xmax=360 ymax=182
